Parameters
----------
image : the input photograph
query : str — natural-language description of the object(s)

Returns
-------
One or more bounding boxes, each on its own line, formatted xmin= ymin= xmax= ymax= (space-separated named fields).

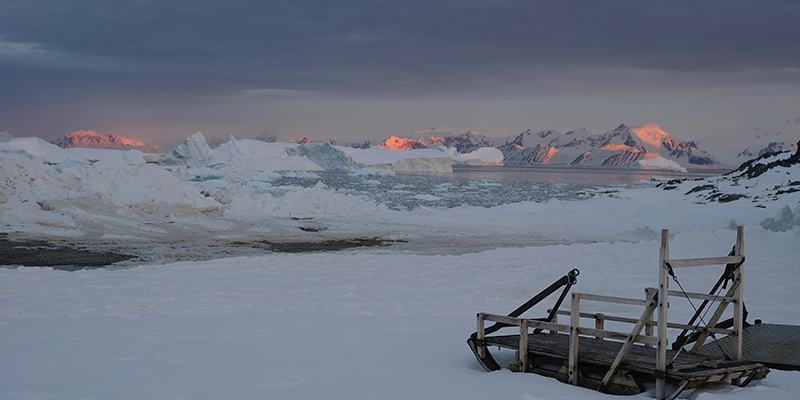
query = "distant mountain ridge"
xmin=51 ymin=130 xmax=158 ymax=153
xmin=379 ymin=122 xmax=719 ymax=169
xmin=698 ymin=116 xmax=800 ymax=166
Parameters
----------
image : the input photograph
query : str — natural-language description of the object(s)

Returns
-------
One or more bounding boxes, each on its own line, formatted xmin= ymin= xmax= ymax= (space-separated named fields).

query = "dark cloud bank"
xmin=1 ymin=0 xmax=798 ymax=141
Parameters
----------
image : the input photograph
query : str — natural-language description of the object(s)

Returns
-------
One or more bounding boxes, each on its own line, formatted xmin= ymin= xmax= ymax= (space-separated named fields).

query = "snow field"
xmin=1 ymin=228 xmax=799 ymax=399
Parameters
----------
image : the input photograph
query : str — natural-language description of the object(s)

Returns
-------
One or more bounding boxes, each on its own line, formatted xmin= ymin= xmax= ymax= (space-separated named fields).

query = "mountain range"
xmin=49 ymin=130 xmax=159 ymax=153
xmin=380 ymin=122 xmax=720 ymax=169
xmin=5 ymin=117 xmax=799 ymax=170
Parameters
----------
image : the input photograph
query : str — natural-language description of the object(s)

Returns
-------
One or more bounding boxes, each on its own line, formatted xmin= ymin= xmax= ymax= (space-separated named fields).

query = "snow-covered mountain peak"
xmin=51 ymin=130 xmax=158 ymax=153
xmin=631 ymin=121 xmax=676 ymax=151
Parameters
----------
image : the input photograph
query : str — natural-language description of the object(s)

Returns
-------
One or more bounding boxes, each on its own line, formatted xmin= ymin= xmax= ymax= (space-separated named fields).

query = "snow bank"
xmin=1 ymin=229 xmax=798 ymax=399
xmin=0 ymin=137 xmax=85 ymax=164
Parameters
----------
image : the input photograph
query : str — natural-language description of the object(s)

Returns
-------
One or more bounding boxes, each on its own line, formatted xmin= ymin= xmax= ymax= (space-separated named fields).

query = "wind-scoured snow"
xmin=0 ymin=135 xmax=799 ymax=399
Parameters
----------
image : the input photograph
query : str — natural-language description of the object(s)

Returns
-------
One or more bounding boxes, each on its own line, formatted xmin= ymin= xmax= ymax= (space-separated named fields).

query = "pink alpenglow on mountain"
xmin=51 ymin=130 xmax=159 ymax=153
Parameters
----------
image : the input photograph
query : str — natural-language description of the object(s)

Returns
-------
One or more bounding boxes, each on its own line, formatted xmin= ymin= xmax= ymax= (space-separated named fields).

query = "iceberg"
xmin=161 ymin=132 xmax=218 ymax=167
xmin=288 ymin=142 xmax=453 ymax=173
xmin=1 ymin=137 xmax=86 ymax=164
xmin=441 ymin=146 xmax=504 ymax=166
xmin=634 ymin=155 xmax=688 ymax=172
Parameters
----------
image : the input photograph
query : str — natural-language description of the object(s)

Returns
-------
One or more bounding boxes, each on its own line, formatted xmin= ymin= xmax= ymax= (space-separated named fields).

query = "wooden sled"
xmin=468 ymin=227 xmax=769 ymax=400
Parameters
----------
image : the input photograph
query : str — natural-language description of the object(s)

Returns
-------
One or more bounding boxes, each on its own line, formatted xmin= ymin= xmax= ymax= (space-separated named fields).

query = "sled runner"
xmin=468 ymin=227 xmax=770 ymax=400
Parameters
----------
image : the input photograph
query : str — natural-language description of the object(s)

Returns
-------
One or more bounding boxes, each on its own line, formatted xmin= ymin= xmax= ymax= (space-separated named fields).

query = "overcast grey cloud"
xmin=1 ymin=0 xmax=799 ymax=146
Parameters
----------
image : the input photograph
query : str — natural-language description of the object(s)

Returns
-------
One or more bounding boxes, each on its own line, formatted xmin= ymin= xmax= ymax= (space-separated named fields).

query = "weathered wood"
xmin=645 ymin=287 xmax=737 ymax=303
xmin=576 ymin=326 xmax=657 ymax=346
xmin=645 ymin=291 xmax=655 ymax=347
xmin=569 ymin=293 xmax=580 ymax=386
xmin=732 ymin=225 xmax=745 ymax=385
xmin=577 ymin=293 xmax=649 ymax=306
xmin=481 ymin=332 xmax=767 ymax=382
xmin=599 ymin=296 xmax=658 ymax=392
xmin=689 ymin=279 xmax=740 ymax=354
xmin=482 ymin=314 xmax=570 ymax=333
xmin=470 ymin=226 xmax=764 ymax=399
xmin=477 ymin=312 xmax=486 ymax=358
xmin=666 ymin=255 xmax=744 ymax=268
xmin=657 ymin=229 xmax=669 ymax=400
xmin=552 ymin=309 xmax=734 ymax=335
xmin=595 ymin=313 xmax=605 ymax=340
xmin=519 ymin=319 xmax=529 ymax=372
xmin=672 ymin=290 xmax=736 ymax=303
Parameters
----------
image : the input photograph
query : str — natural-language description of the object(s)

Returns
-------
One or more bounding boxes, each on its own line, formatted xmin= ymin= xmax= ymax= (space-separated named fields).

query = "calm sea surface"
xmin=270 ymin=166 xmax=730 ymax=211
xmin=451 ymin=165 xmax=728 ymax=186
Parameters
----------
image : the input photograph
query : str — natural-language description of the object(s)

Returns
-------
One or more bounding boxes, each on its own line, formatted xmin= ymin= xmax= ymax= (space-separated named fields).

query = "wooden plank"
xmin=552 ymin=310 xmax=734 ymax=335
xmin=666 ymin=256 xmax=743 ymax=268
xmin=482 ymin=333 xmax=766 ymax=381
xmin=483 ymin=314 xmax=521 ymax=326
xmin=576 ymin=326 xmax=657 ymax=346
xmin=520 ymin=319 xmax=529 ymax=372
xmin=480 ymin=314 xmax=570 ymax=333
xmin=576 ymin=293 xmax=649 ymax=306
xmin=665 ymin=290 xmax=737 ymax=303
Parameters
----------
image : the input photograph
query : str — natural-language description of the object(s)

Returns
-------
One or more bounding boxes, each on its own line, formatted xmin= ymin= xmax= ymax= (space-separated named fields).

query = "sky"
xmin=1 ymin=0 xmax=799 ymax=150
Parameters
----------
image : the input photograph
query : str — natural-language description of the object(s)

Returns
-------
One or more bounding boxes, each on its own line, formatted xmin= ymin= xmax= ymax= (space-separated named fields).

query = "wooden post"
xmin=732 ymin=226 xmax=745 ymax=385
xmin=520 ymin=319 xmax=529 ymax=373
xmin=645 ymin=291 xmax=655 ymax=347
xmin=656 ymin=229 xmax=670 ymax=400
xmin=595 ymin=313 xmax=605 ymax=340
xmin=551 ymin=314 xmax=558 ymax=334
xmin=569 ymin=293 xmax=581 ymax=386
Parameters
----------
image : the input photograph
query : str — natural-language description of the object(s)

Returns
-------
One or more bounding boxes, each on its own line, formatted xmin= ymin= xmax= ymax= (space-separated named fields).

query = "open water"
xmin=270 ymin=166 xmax=728 ymax=211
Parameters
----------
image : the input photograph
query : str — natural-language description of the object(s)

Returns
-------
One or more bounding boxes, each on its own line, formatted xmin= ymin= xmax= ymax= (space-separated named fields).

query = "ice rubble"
xmin=0 ymin=134 xmax=387 ymax=243
xmin=159 ymin=132 xmax=454 ymax=173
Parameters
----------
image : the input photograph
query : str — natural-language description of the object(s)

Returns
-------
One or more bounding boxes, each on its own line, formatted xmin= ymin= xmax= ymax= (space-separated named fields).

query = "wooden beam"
xmin=599 ymin=296 xmax=658 ymax=392
xmin=520 ymin=319 xmax=529 ymax=372
xmin=577 ymin=293 xmax=649 ymax=306
xmin=646 ymin=287 xmax=736 ymax=302
xmin=666 ymin=256 xmax=743 ymax=268
xmin=551 ymin=309 xmax=733 ymax=335
xmin=732 ymin=226 xmax=745 ymax=386
xmin=656 ymin=229 xmax=669 ymax=400
xmin=576 ymin=326 xmax=657 ymax=346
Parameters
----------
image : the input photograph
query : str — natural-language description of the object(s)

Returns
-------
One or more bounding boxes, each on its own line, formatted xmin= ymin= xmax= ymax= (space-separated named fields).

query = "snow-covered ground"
xmin=1 ymin=136 xmax=799 ymax=399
